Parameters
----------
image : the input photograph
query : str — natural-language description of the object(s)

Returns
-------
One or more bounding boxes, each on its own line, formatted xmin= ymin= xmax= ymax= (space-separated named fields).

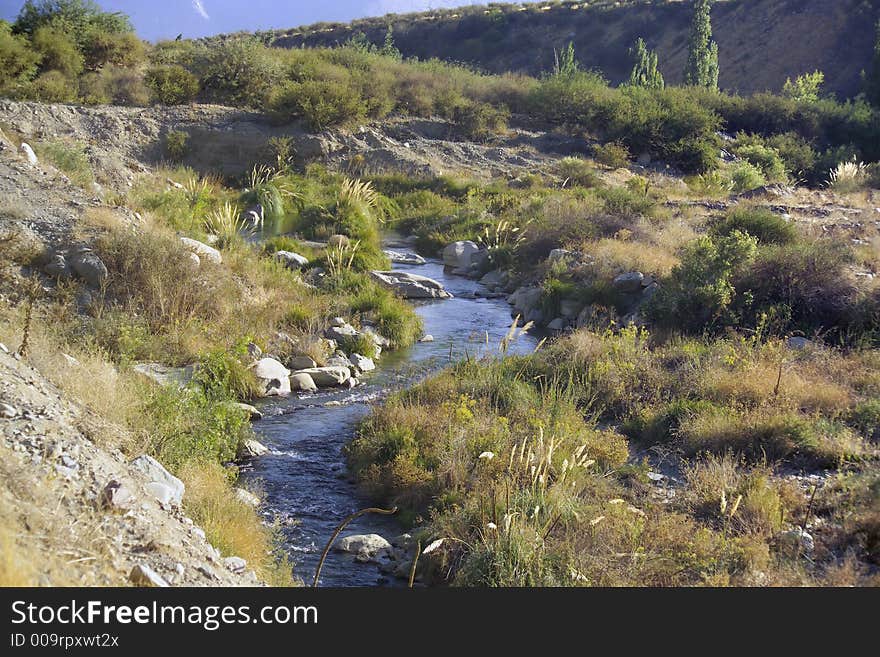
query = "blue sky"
xmin=1 ymin=1 xmax=493 ymax=41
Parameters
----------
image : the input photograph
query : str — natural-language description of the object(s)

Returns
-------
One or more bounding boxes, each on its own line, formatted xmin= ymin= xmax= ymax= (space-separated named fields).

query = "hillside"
xmin=265 ymin=0 xmax=880 ymax=98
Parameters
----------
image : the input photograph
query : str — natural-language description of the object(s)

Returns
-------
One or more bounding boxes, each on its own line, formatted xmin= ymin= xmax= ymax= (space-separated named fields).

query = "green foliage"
xmin=24 ymin=69 xmax=77 ymax=102
xmin=348 ymin=284 xmax=423 ymax=348
xmin=194 ymin=342 xmax=261 ymax=401
xmin=593 ymin=142 xmax=630 ymax=169
xmin=32 ymin=25 xmax=83 ymax=77
xmin=731 ymin=141 xmax=787 ymax=182
xmin=268 ymin=78 xmax=366 ymax=130
xmin=553 ymin=41 xmax=579 ymax=78
xmin=452 ymin=101 xmax=509 ymax=142
xmin=0 ymin=21 xmax=40 ymax=91
xmin=555 ymin=157 xmax=600 ymax=188
xmin=648 ymin=231 xmax=758 ymax=332
xmin=867 ymin=21 xmax=880 ymax=108
xmin=164 ymin=130 xmax=189 ymax=162
xmin=199 ymin=38 xmax=282 ymax=107
xmin=79 ymin=65 xmax=148 ymax=105
xmin=14 ymin=0 xmax=133 ymax=47
xmin=782 ymin=70 xmax=824 ymax=104
xmin=710 ymin=207 xmax=797 ymax=245
xmin=144 ymin=385 xmax=251 ymax=473
xmin=37 ymin=139 xmax=93 ymax=185
xmin=627 ymin=38 xmax=664 ymax=90
xmin=145 ymin=65 xmax=199 ymax=105
xmin=684 ymin=0 xmax=719 ymax=90
xmin=728 ymin=161 xmax=767 ymax=192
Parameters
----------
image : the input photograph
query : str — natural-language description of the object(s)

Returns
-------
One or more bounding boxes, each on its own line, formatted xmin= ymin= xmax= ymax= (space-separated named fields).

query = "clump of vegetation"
xmin=36 ymin=138 xmax=93 ymax=187
xmin=164 ymin=129 xmax=189 ymax=162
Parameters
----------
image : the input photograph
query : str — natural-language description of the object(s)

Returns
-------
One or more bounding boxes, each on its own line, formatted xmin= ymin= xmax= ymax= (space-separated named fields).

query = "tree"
xmin=0 ymin=21 xmax=40 ymax=91
xmin=865 ymin=20 xmax=880 ymax=107
xmin=782 ymin=70 xmax=824 ymax=103
xmin=14 ymin=0 xmax=132 ymax=47
xmin=32 ymin=25 xmax=84 ymax=78
xmin=627 ymin=38 xmax=664 ymax=89
xmin=684 ymin=0 xmax=718 ymax=90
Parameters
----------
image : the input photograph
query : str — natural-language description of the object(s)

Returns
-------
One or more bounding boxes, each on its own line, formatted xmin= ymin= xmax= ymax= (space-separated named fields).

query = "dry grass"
xmin=178 ymin=461 xmax=295 ymax=586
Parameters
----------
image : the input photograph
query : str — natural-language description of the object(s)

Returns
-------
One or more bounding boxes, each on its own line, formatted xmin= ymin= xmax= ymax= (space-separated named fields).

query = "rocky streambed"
xmin=241 ymin=250 xmax=538 ymax=587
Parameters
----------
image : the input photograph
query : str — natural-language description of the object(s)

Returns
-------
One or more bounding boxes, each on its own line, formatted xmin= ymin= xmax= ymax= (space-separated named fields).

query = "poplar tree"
xmin=684 ymin=0 xmax=719 ymax=90
xmin=865 ymin=20 xmax=880 ymax=107
xmin=628 ymin=38 xmax=664 ymax=89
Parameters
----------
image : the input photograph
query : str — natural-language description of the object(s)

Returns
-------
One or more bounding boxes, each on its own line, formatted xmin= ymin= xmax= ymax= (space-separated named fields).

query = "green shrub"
xmin=594 ymin=141 xmax=630 ymax=169
xmin=728 ymin=161 xmax=766 ymax=192
xmin=145 ymin=65 xmax=199 ymax=105
xmin=710 ymin=206 xmax=797 ymax=245
xmin=26 ymin=70 xmax=78 ymax=102
xmin=555 ymin=157 xmax=600 ymax=188
xmin=0 ymin=21 xmax=39 ymax=91
xmin=199 ymin=38 xmax=282 ymax=107
xmin=348 ymin=284 xmax=423 ymax=347
xmin=37 ymin=139 xmax=93 ymax=186
xmin=79 ymin=65 xmax=149 ymax=105
xmin=732 ymin=142 xmax=787 ymax=182
xmin=194 ymin=343 xmax=261 ymax=401
xmin=268 ymin=78 xmax=366 ymax=130
xmin=452 ymin=101 xmax=509 ymax=142
xmin=648 ymin=231 xmax=758 ymax=332
xmin=32 ymin=25 xmax=83 ymax=77
xmin=164 ymin=130 xmax=189 ymax=162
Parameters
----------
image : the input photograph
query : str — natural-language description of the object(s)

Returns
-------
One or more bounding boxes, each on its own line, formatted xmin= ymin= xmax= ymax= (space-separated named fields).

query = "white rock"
xmin=442 ymin=241 xmax=480 ymax=269
xmin=100 ymin=480 xmax=134 ymax=511
xmin=130 ymin=455 xmax=185 ymax=505
xmin=274 ymin=251 xmax=309 ymax=269
xmin=293 ymin=366 xmax=351 ymax=387
xmin=180 ymin=237 xmax=222 ymax=265
xmin=240 ymin=438 xmax=268 ymax=457
xmin=20 ymin=142 xmax=38 ymax=165
xmin=419 ymin=334 xmax=434 ymax=343
xmin=129 ymin=564 xmax=169 ymax=587
xmin=613 ymin=271 xmax=645 ymax=293
xmin=370 ymin=270 xmax=452 ymax=299
xmin=384 ymin=250 xmax=426 ymax=265
xmin=335 ymin=533 xmax=392 ymax=561
xmin=0 ymin=343 xmax=8 ymax=353
xmin=235 ymin=488 xmax=261 ymax=507
xmin=252 ymin=357 xmax=291 ymax=397
xmin=224 ymin=556 xmax=247 ymax=574
xmin=144 ymin=481 xmax=174 ymax=505
xmin=290 ymin=372 xmax=318 ymax=392
xmin=1 ymin=403 xmax=18 ymax=419
xmin=349 ymin=353 xmax=375 ymax=372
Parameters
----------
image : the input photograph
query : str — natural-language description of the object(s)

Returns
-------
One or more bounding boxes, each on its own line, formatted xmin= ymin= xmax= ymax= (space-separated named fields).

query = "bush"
xmin=145 ymin=65 xmax=199 ymax=105
xmin=164 ymin=130 xmax=189 ymax=162
xmin=199 ymin=38 xmax=282 ymax=107
xmin=79 ymin=65 xmax=149 ymax=105
xmin=26 ymin=70 xmax=78 ymax=102
xmin=648 ymin=231 xmax=758 ymax=332
xmin=32 ymin=25 xmax=84 ymax=77
xmin=82 ymin=29 xmax=144 ymax=69
xmin=555 ymin=157 xmax=600 ymax=187
xmin=710 ymin=206 xmax=798 ymax=245
xmin=728 ymin=161 xmax=767 ymax=192
xmin=37 ymin=138 xmax=93 ymax=185
xmin=452 ymin=101 xmax=509 ymax=142
xmin=732 ymin=142 xmax=787 ymax=182
xmin=268 ymin=78 xmax=366 ymax=130
xmin=594 ymin=142 xmax=630 ymax=169
xmin=0 ymin=21 xmax=39 ymax=91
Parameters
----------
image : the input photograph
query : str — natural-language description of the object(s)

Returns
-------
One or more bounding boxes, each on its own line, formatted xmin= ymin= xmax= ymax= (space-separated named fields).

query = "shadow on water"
xmin=241 ymin=251 xmax=538 ymax=587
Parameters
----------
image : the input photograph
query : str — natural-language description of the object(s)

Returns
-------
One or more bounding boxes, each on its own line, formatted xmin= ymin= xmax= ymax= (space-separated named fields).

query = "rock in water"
xmin=180 ymin=237 xmax=222 ymax=265
xmin=349 ymin=353 xmax=375 ymax=372
xmin=290 ymin=372 xmax=318 ymax=392
xmin=252 ymin=357 xmax=291 ymax=397
xmin=383 ymin=250 xmax=426 ymax=265
xmin=442 ymin=241 xmax=480 ymax=269
xmin=335 ymin=534 xmax=392 ymax=562
xmin=369 ymin=270 xmax=452 ymax=299
xmin=292 ymin=366 xmax=351 ymax=387
xmin=240 ymin=438 xmax=268 ymax=458
xmin=130 ymin=455 xmax=185 ymax=505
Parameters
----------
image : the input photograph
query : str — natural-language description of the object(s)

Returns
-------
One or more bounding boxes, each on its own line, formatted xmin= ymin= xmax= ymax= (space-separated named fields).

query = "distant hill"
xmin=261 ymin=0 xmax=880 ymax=99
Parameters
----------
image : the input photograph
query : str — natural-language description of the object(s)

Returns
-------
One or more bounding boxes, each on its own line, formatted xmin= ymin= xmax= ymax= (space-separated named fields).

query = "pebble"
xmin=100 ymin=480 xmax=134 ymax=511
xmin=0 ymin=343 xmax=8 ymax=353
xmin=224 ymin=556 xmax=247 ymax=574
xmin=0 ymin=403 xmax=18 ymax=419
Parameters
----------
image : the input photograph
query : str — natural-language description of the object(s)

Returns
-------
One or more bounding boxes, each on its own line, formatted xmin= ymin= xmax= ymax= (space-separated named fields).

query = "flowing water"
xmin=241 ymin=250 xmax=538 ymax=587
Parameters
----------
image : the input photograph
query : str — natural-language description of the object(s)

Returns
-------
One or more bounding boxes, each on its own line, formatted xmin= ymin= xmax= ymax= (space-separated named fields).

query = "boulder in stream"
xmin=293 ymin=366 xmax=351 ymax=387
xmin=369 ymin=270 xmax=452 ymax=299
xmin=383 ymin=250 xmax=426 ymax=265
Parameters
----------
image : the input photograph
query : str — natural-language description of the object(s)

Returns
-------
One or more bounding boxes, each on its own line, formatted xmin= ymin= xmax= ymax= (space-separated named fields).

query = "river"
xmin=241 ymin=250 xmax=538 ymax=586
